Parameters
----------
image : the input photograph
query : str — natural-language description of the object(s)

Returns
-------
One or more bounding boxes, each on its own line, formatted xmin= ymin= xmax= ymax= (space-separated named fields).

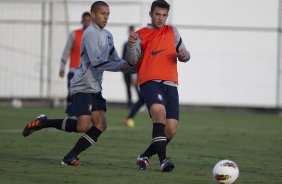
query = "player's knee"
xmin=165 ymin=119 xmax=178 ymax=139
xmin=100 ymin=123 xmax=107 ymax=132
xmin=77 ymin=123 xmax=91 ymax=133
xmin=76 ymin=116 xmax=92 ymax=133
xmin=165 ymin=129 xmax=176 ymax=139
xmin=94 ymin=121 xmax=107 ymax=132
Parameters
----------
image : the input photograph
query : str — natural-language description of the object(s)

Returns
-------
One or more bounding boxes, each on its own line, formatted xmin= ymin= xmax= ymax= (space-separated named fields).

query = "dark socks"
xmin=151 ymin=123 xmax=167 ymax=164
xmin=64 ymin=126 xmax=102 ymax=159
xmin=142 ymin=143 xmax=155 ymax=158
xmin=41 ymin=118 xmax=77 ymax=132
xmin=142 ymin=138 xmax=171 ymax=159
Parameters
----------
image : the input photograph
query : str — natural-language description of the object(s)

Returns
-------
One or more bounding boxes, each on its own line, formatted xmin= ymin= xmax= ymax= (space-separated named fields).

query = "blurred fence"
xmin=0 ymin=0 xmax=145 ymax=99
xmin=0 ymin=0 xmax=282 ymax=109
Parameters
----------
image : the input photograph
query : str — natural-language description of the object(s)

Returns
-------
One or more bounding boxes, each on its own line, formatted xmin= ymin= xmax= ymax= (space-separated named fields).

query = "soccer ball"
xmin=212 ymin=160 xmax=239 ymax=184
xmin=11 ymin=98 xmax=22 ymax=109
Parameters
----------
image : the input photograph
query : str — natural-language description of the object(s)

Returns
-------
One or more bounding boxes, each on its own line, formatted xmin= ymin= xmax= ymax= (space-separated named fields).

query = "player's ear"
xmin=91 ymin=12 xmax=95 ymax=19
xmin=149 ymin=11 xmax=152 ymax=19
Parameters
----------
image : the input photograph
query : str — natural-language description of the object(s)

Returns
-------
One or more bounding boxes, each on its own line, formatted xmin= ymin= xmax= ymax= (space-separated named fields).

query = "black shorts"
xmin=66 ymin=92 xmax=107 ymax=117
xmin=140 ymin=81 xmax=179 ymax=120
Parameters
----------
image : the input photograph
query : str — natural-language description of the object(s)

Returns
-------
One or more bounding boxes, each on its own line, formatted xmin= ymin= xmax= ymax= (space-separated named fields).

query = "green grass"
xmin=0 ymin=106 xmax=281 ymax=184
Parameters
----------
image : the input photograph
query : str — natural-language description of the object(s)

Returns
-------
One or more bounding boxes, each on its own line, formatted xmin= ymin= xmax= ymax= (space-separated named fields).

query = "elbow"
xmin=186 ymin=52 xmax=191 ymax=62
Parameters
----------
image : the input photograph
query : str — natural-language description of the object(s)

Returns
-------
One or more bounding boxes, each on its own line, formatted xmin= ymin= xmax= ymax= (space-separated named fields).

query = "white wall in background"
xmin=0 ymin=0 xmax=281 ymax=108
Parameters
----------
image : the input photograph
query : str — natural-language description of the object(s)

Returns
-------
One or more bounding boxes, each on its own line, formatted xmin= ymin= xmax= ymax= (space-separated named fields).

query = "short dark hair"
xmin=129 ymin=25 xmax=135 ymax=31
xmin=82 ymin=12 xmax=91 ymax=19
xmin=150 ymin=0 xmax=170 ymax=13
xmin=90 ymin=1 xmax=109 ymax=13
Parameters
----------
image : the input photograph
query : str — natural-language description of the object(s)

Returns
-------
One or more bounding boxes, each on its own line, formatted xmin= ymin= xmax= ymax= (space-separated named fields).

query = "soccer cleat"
xmin=160 ymin=159 xmax=175 ymax=172
xmin=22 ymin=114 xmax=47 ymax=137
xmin=136 ymin=155 xmax=149 ymax=170
xmin=61 ymin=157 xmax=80 ymax=166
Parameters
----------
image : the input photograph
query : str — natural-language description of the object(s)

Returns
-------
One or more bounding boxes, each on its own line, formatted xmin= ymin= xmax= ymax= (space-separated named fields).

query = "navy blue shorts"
xmin=66 ymin=92 xmax=107 ymax=117
xmin=140 ymin=81 xmax=179 ymax=120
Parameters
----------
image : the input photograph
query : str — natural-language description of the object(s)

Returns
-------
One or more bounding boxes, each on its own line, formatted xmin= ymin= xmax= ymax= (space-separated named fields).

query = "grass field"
xmin=0 ymin=106 xmax=281 ymax=184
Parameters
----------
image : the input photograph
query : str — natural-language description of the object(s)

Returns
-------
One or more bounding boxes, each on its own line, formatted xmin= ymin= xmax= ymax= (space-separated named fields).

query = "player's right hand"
xmin=59 ymin=70 xmax=65 ymax=78
xmin=122 ymin=62 xmax=130 ymax=72
xmin=128 ymin=32 xmax=138 ymax=46
xmin=122 ymin=62 xmax=136 ymax=74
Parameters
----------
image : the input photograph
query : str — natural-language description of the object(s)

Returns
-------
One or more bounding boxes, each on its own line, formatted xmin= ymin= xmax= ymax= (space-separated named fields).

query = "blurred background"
xmin=0 ymin=0 xmax=281 ymax=110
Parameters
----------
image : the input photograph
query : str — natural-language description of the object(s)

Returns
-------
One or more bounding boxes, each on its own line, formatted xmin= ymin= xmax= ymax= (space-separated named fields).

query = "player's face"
xmin=81 ymin=16 xmax=91 ymax=30
xmin=150 ymin=7 xmax=168 ymax=29
xmin=91 ymin=5 xmax=110 ymax=29
xmin=128 ymin=29 xmax=134 ymax=35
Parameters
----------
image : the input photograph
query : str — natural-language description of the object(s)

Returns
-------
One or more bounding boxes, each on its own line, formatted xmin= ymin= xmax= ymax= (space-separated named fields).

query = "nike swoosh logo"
xmin=151 ymin=49 xmax=167 ymax=56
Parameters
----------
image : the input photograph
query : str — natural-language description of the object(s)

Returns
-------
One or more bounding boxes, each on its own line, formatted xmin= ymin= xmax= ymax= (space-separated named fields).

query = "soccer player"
xmin=122 ymin=26 xmax=146 ymax=127
xmin=123 ymin=74 xmax=145 ymax=127
xmin=127 ymin=0 xmax=190 ymax=172
xmin=59 ymin=12 xmax=91 ymax=106
xmin=122 ymin=25 xmax=136 ymax=108
xmin=23 ymin=1 xmax=132 ymax=166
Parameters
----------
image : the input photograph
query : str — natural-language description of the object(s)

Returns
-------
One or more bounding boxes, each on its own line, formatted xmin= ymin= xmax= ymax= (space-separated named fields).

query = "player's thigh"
xmin=90 ymin=92 xmax=107 ymax=131
xmin=140 ymin=81 xmax=166 ymax=107
xmin=165 ymin=118 xmax=178 ymax=139
xmin=91 ymin=110 xmax=107 ymax=132
xmin=66 ymin=92 xmax=93 ymax=117
xmin=66 ymin=93 xmax=93 ymax=132
xmin=150 ymin=104 xmax=166 ymax=123
xmin=140 ymin=81 xmax=166 ymax=123
xmin=76 ymin=115 xmax=92 ymax=133
xmin=91 ymin=92 xmax=107 ymax=112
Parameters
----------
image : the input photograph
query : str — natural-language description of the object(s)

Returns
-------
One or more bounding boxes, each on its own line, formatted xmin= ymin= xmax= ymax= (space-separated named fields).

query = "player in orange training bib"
xmin=127 ymin=0 xmax=190 ymax=172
